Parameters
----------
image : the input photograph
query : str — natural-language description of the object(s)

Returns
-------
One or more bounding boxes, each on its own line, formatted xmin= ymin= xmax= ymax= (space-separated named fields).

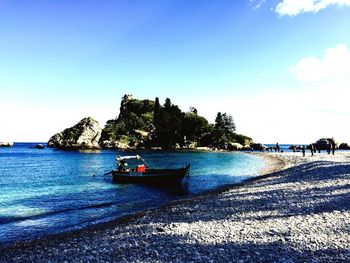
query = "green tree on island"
xmin=100 ymin=94 xmax=252 ymax=150
xmin=210 ymin=112 xmax=236 ymax=148
xmin=182 ymin=110 xmax=211 ymax=143
xmin=153 ymin=98 xmax=184 ymax=149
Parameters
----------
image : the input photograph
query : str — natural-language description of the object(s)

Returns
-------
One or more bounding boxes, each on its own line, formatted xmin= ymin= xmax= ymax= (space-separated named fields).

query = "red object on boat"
xmin=137 ymin=165 xmax=146 ymax=172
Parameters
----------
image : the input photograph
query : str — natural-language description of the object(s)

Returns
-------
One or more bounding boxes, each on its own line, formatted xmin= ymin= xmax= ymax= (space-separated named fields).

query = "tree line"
xmin=101 ymin=95 xmax=252 ymax=150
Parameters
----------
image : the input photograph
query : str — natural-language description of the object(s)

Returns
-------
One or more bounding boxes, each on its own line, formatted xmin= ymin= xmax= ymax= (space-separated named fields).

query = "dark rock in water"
xmin=0 ymin=142 xmax=14 ymax=147
xmin=241 ymin=145 xmax=253 ymax=151
xmin=313 ymin=138 xmax=338 ymax=150
xmin=227 ymin=142 xmax=243 ymax=151
xmin=251 ymin=143 xmax=267 ymax=151
xmin=314 ymin=138 xmax=330 ymax=150
xmin=33 ymin=144 xmax=44 ymax=149
xmin=48 ymin=117 xmax=102 ymax=150
xmin=339 ymin=143 xmax=350 ymax=150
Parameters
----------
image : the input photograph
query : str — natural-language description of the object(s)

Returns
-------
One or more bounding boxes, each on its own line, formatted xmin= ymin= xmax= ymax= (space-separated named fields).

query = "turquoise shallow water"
xmin=0 ymin=143 xmax=265 ymax=243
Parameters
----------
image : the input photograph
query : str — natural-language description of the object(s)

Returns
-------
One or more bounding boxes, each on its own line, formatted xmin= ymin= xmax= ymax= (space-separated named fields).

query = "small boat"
xmin=111 ymin=155 xmax=190 ymax=184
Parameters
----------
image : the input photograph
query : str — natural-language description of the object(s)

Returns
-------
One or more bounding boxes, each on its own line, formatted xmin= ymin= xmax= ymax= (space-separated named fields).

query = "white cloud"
xmin=275 ymin=0 xmax=350 ymax=16
xmin=289 ymin=44 xmax=350 ymax=82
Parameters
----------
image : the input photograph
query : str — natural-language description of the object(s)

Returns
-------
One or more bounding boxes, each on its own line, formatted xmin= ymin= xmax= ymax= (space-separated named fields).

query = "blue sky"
xmin=1 ymin=0 xmax=350 ymax=143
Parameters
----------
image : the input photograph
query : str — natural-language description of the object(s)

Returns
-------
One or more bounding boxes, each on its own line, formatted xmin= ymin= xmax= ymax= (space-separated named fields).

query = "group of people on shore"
xmin=254 ymin=139 xmax=338 ymax=157
xmin=264 ymin=143 xmax=282 ymax=153
xmin=289 ymin=138 xmax=337 ymax=157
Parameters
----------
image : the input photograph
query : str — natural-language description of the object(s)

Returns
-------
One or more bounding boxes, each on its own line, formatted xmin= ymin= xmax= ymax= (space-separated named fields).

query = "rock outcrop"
xmin=251 ymin=143 xmax=267 ymax=151
xmin=313 ymin=138 xmax=338 ymax=150
xmin=0 ymin=142 xmax=14 ymax=147
xmin=48 ymin=117 xmax=102 ymax=149
xmin=339 ymin=143 xmax=350 ymax=150
xmin=34 ymin=144 xmax=45 ymax=149
xmin=227 ymin=142 xmax=243 ymax=151
xmin=100 ymin=140 xmax=130 ymax=150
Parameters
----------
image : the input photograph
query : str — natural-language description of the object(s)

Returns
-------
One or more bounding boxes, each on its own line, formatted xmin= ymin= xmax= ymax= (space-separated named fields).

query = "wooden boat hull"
xmin=112 ymin=165 xmax=190 ymax=185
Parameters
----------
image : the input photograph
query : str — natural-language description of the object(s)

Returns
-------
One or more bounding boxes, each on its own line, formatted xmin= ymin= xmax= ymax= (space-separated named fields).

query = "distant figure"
xmin=310 ymin=144 xmax=314 ymax=156
xmin=302 ymin=146 xmax=306 ymax=157
xmin=276 ymin=142 xmax=280 ymax=153
xmin=292 ymin=146 xmax=296 ymax=153
xmin=327 ymin=142 xmax=331 ymax=154
xmin=330 ymin=138 xmax=336 ymax=155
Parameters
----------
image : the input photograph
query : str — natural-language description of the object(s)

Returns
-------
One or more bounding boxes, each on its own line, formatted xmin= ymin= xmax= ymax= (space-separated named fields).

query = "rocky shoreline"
xmin=0 ymin=142 xmax=14 ymax=147
xmin=1 ymin=152 xmax=350 ymax=262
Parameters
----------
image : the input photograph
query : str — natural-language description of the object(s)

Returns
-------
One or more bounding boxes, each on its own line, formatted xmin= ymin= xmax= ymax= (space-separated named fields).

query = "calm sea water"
xmin=0 ymin=143 xmax=265 ymax=244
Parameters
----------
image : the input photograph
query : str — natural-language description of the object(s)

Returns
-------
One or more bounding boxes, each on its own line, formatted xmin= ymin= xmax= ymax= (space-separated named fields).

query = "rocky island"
xmin=48 ymin=117 xmax=102 ymax=150
xmin=0 ymin=142 xmax=14 ymax=147
xmin=48 ymin=95 xmax=253 ymax=150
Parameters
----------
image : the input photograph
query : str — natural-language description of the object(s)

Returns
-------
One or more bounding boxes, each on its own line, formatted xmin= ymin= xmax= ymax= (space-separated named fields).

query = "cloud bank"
xmin=275 ymin=0 xmax=350 ymax=16
xmin=289 ymin=44 xmax=350 ymax=82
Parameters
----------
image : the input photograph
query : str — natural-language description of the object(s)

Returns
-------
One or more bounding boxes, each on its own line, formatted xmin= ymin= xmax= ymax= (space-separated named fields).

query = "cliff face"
xmin=48 ymin=117 xmax=102 ymax=149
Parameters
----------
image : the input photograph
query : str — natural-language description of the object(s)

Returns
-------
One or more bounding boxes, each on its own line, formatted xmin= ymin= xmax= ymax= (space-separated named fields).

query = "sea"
xmin=0 ymin=143 xmax=266 ymax=244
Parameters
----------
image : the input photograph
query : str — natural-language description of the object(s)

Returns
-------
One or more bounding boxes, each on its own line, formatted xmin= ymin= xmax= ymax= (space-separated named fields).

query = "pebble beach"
xmin=1 ymin=152 xmax=350 ymax=262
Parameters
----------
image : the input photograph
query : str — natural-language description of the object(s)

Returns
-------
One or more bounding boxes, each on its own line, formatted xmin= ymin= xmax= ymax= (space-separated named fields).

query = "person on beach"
xmin=310 ymin=144 xmax=314 ymax=156
xmin=276 ymin=142 xmax=280 ymax=153
xmin=330 ymin=138 xmax=336 ymax=155
xmin=327 ymin=140 xmax=332 ymax=154
xmin=302 ymin=146 xmax=305 ymax=157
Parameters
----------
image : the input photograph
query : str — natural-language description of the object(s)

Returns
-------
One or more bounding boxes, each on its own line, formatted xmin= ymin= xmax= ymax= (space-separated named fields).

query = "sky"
xmin=1 ymin=0 xmax=350 ymax=143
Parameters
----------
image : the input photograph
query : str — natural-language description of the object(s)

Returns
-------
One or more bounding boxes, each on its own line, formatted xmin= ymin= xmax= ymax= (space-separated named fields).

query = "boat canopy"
xmin=116 ymin=155 xmax=142 ymax=161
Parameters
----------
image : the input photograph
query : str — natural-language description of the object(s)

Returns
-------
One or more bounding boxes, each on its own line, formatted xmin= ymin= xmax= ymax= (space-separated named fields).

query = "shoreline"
xmin=2 ymin=152 xmax=350 ymax=262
